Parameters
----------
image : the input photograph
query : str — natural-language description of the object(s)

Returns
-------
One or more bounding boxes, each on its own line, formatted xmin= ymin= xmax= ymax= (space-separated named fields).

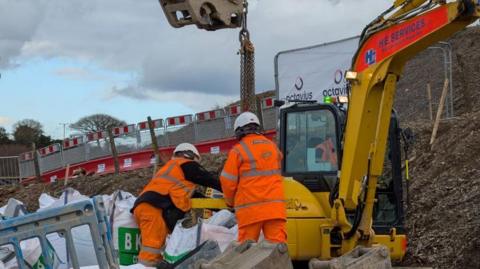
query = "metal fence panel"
xmin=39 ymin=152 xmax=63 ymax=173
xmin=17 ymin=98 xmax=280 ymax=177
xmin=262 ymin=108 xmax=277 ymax=131
xmin=196 ymin=118 xmax=227 ymax=142
xmin=115 ymin=134 xmax=138 ymax=154
xmin=137 ymin=131 xmax=153 ymax=150
xmin=224 ymin=115 xmax=238 ymax=137
xmin=19 ymin=160 xmax=35 ymax=179
xmin=86 ymin=140 xmax=112 ymax=160
xmin=137 ymin=129 xmax=169 ymax=150
xmin=166 ymin=124 xmax=196 ymax=146
xmin=62 ymin=145 xmax=87 ymax=165
xmin=0 ymin=157 xmax=20 ymax=185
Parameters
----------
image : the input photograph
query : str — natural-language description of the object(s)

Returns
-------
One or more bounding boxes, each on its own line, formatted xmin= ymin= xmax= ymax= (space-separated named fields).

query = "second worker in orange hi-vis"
xmin=220 ymin=111 xmax=287 ymax=243
xmin=131 ymin=143 xmax=221 ymax=267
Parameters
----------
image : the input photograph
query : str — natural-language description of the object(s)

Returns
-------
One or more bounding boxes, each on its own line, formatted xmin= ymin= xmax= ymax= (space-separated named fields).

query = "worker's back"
xmin=230 ymin=133 xmax=285 ymax=225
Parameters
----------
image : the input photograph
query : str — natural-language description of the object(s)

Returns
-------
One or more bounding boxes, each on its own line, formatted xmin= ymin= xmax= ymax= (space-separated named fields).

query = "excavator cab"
xmin=280 ymin=103 xmax=344 ymax=193
xmin=278 ymin=102 xmax=405 ymax=236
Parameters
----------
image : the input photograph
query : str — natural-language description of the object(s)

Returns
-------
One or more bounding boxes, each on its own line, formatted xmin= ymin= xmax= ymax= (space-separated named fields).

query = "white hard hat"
xmin=234 ymin=112 xmax=260 ymax=131
xmin=173 ymin=143 xmax=200 ymax=159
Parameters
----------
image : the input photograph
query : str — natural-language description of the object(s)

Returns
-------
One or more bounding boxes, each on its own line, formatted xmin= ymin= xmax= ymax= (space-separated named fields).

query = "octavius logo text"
xmin=285 ymin=76 xmax=313 ymax=101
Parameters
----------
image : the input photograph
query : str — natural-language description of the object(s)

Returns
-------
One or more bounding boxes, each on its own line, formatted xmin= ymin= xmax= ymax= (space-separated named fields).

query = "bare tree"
xmin=70 ymin=114 xmax=127 ymax=134
xmin=12 ymin=119 xmax=44 ymax=146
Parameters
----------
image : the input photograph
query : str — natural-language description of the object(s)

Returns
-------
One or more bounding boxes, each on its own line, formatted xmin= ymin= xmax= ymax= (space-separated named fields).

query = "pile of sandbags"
xmin=0 ymin=188 xmax=245 ymax=269
xmin=38 ymin=188 xmax=141 ymax=268
xmin=0 ymin=188 xmax=141 ymax=269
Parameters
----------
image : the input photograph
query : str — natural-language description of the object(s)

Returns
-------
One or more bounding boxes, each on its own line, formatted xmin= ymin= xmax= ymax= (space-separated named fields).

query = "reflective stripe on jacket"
xmin=141 ymin=158 xmax=195 ymax=212
xmin=220 ymin=134 xmax=286 ymax=227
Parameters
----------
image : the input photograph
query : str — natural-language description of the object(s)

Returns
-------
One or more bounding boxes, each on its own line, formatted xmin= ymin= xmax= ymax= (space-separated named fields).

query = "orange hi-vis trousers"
xmin=238 ymin=219 xmax=287 ymax=243
xmin=133 ymin=203 xmax=169 ymax=266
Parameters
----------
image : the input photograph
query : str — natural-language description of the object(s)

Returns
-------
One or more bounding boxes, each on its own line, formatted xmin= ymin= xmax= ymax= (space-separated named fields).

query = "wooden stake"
xmin=32 ymin=143 xmax=42 ymax=182
xmin=426 ymin=83 xmax=433 ymax=121
xmin=108 ymin=128 xmax=120 ymax=175
xmin=64 ymin=164 xmax=70 ymax=186
xmin=430 ymin=79 xmax=449 ymax=150
xmin=148 ymin=116 xmax=163 ymax=173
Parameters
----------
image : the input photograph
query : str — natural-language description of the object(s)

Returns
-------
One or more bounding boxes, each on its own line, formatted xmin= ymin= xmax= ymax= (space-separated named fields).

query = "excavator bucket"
xmin=158 ymin=0 xmax=243 ymax=31
xmin=198 ymin=240 xmax=293 ymax=269
xmin=309 ymin=246 xmax=392 ymax=269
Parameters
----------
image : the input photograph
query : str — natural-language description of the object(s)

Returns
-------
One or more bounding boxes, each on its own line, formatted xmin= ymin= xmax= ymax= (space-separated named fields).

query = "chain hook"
xmin=239 ymin=0 xmax=250 ymax=42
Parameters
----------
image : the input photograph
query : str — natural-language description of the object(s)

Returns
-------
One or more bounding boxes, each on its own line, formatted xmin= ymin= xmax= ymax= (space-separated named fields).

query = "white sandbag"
xmin=200 ymin=224 xmax=238 ymax=252
xmin=107 ymin=191 xmax=140 ymax=266
xmin=164 ymin=221 xmax=200 ymax=264
xmin=38 ymin=193 xmax=58 ymax=209
xmin=38 ymin=188 xmax=96 ymax=268
xmin=38 ymin=188 xmax=88 ymax=212
xmin=205 ymin=210 xmax=236 ymax=227
xmin=0 ymin=199 xmax=27 ymax=218
xmin=108 ymin=191 xmax=138 ymax=250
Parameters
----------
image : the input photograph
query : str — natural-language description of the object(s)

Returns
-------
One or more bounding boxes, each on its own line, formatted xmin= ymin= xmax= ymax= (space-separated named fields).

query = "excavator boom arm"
xmin=336 ymin=0 xmax=479 ymax=245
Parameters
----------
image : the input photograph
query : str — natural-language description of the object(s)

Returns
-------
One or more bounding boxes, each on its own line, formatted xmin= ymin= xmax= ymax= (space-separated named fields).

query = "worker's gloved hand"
xmin=195 ymin=185 xmax=207 ymax=196
xmin=181 ymin=209 xmax=201 ymax=228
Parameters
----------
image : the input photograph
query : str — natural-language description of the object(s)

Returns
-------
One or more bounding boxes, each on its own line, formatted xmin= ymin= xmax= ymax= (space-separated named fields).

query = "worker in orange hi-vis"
xmin=220 ymin=111 xmax=287 ymax=243
xmin=131 ymin=143 xmax=221 ymax=266
xmin=316 ymin=135 xmax=338 ymax=168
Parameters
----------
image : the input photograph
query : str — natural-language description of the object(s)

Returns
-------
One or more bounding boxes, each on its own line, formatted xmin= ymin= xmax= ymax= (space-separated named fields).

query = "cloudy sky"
xmin=0 ymin=0 xmax=390 ymax=138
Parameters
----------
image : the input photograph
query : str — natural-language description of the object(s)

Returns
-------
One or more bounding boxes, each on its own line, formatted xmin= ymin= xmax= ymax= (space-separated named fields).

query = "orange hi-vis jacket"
xmin=220 ymin=134 xmax=286 ymax=227
xmin=316 ymin=137 xmax=337 ymax=167
xmin=141 ymin=158 xmax=195 ymax=212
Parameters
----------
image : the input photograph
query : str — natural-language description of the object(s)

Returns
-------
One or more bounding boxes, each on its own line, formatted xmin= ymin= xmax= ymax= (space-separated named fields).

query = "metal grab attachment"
xmin=0 ymin=197 xmax=119 ymax=269
xmin=239 ymin=0 xmax=256 ymax=112
xmin=309 ymin=246 xmax=392 ymax=269
xmin=158 ymin=0 xmax=244 ymax=30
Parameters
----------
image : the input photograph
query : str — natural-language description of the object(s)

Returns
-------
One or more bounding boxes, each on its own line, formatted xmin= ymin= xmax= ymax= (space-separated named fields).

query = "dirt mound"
xmin=401 ymin=111 xmax=480 ymax=269
xmin=0 ymin=154 xmax=227 ymax=212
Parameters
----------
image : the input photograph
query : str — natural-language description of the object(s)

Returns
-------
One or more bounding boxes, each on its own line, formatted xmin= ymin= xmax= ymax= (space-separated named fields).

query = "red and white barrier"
xmin=87 ymin=131 xmax=107 ymax=142
xmin=196 ymin=109 xmax=225 ymax=122
xmin=38 ymin=144 xmax=61 ymax=156
xmin=138 ymin=119 xmax=163 ymax=130
xmin=63 ymin=137 xmax=84 ymax=149
xmin=262 ymin=97 xmax=274 ymax=109
xmin=20 ymin=151 xmax=34 ymax=161
xmin=227 ymin=105 xmax=242 ymax=116
xmin=166 ymin=115 xmax=193 ymax=127
xmin=113 ymin=124 xmax=135 ymax=136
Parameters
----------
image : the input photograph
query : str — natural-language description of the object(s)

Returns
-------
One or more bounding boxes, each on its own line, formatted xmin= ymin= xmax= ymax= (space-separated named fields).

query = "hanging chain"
xmin=239 ymin=0 xmax=256 ymax=112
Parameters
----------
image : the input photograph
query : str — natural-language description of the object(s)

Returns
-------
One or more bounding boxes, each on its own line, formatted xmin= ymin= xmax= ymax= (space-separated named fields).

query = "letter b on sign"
xmin=125 ymin=232 xmax=132 ymax=250
xmin=119 ymin=227 xmax=141 ymax=253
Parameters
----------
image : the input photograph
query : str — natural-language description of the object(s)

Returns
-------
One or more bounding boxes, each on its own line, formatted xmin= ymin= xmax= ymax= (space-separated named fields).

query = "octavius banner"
xmin=275 ymin=36 xmax=359 ymax=103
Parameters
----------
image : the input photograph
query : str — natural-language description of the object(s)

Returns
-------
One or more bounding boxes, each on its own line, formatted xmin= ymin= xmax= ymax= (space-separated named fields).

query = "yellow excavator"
xmin=158 ymin=0 xmax=480 ymax=267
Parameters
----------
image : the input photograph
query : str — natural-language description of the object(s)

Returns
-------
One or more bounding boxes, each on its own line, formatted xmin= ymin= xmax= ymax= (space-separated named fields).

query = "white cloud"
xmin=106 ymin=85 xmax=237 ymax=112
xmin=0 ymin=116 xmax=12 ymax=126
xmin=0 ymin=0 xmax=391 ymax=107
xmin=21 ymin=40 xmax=60 ymax=58
xmin=54 ymin=66 xmax=104 ymax=81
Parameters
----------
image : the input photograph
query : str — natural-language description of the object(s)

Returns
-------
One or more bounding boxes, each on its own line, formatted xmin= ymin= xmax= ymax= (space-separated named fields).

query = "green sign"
xmin=118 ymin=227 xmax=141 ymax=253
